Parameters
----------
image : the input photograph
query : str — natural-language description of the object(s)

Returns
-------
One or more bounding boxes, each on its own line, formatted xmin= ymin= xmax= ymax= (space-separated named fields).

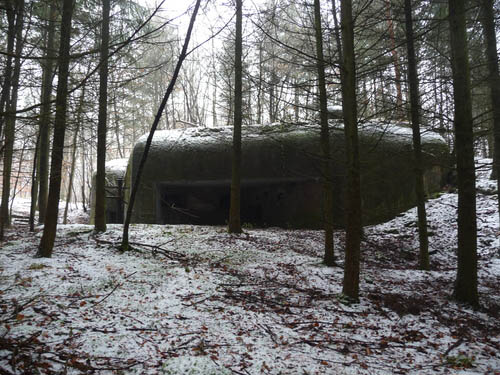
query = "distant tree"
xmin=37 ymin=0 xmax=75 ymax=257
xmin=63 ymin=87 xmax=86 ymax=225
xmin=448 ymin=0 xmax=478 ymax=306
xmin=404 ymin=0 xmax=429 ymax=270
xmin=313 ymin=0 xmax=335 ymax=266
xmin=341 ymin=0 xmax=362 ymax=300
xmin=228 ymin=0 xmax=243 ymax=234
xmin=94 ymin=0 xmax=111 ymax=233
xmin=479 ymin=0 xmax=500 ymax=224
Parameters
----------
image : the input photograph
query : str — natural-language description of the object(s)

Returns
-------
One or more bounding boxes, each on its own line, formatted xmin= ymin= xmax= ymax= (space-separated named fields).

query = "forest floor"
xmin=0 ymin=160 xmax=499 ymax=375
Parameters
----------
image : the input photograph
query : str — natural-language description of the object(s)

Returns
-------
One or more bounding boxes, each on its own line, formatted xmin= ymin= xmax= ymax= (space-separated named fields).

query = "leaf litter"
xmin=0 ymin=160 xmax=499 ymax=375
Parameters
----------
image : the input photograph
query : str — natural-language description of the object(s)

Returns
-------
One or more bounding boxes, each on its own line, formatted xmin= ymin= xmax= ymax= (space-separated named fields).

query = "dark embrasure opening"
xmin=156 ymin=177 xmax=319 ymax=227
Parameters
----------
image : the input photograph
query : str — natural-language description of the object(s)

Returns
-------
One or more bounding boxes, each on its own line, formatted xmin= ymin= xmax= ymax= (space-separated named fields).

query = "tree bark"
xmin=313 ymin=0 xmax=335 ymax=266
xmin=94 ymin=0 xmax=111 ymax=232
xmin=385 ymin=0 xmax=403 ymax=116
xmin=479 ymin=0 xmax=500 ymax=226
xmin=404 ymin=0 xmax=429 ymax=270
xmin=448 ymin=0 xmax=478 ymax=306
xmin=0 ymin=1 xmax=16 ymax=151
xmin=228 ymin=0 xmax=243 ymax=234
xmin=80 ymin=126 xmax=87 ymax=212
xmin=37 ymin=0 xmax=75 ymax=258
xmin=0 ymin=0 xmax=24 ymax=240
xmin=121 ymin=0 xmax=202 ymax=251
xmin=29 ymin=133 xmax=40 ymax=231
xmin=38 ymin=0 xmax=57 ymax=224
xmin=341 ymin=0 xmax=362 ymax=301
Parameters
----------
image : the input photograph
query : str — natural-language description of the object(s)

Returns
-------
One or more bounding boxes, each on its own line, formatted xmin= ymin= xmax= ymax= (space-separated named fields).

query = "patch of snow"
xmin=1 ymin=160 xmax=498 ymax=375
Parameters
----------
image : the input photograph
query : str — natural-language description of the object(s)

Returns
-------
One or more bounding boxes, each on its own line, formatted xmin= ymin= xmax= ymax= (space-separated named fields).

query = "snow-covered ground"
xmin=0 ymin=161 xmax=499 ymax=374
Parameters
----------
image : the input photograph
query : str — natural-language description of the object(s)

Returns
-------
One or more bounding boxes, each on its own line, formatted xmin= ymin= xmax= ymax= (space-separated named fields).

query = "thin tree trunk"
xmin=38 ymin=1 xmax=57 ymax=224
xmin=212 ymin=35 xmax=217 ymax=127
xmin=331 ymin=0 xmax=343 ymax=67
xmin=37 ymin=0 xmax=75 ymax=258
xmin=385 ymin=0 xmax=403 ymax=116
xmin=80 ymin=129 xmax=87 ymax=212
xmin=0 ymin=5 xmax=15 ymax=144
xmin=228 ymin=0 xmax=243 ymax=234
xmin=63 ymin=121 xmax=81 ymax=224
xmin=313 ymin=0 xmax=335 ymax=266
xmin=448 ymin=0 xmax=478 ymax=306
xmin=10 ymin=139 xmax=27 ymax=217
xmin=29 ymin=133 xmax=40 ymax=231
xmin=94 ymin=0 xmax=111 ymax=232
xmin=121 ymin=0 xmax=202 ymax=251
xmin=404 ymin=0 xmax=429 ymax=270
xmin=63 ymin=86 xmax=85 ymax=223
xmin=113 ymin=92 xmax=124 ymax=158
xmin=0 ymin=0 xmax=24 ymax=240
xmin=479 ymin=0 xmax=500 ymax=226
xmin=341 ymin=0 xmax=362 ymax=301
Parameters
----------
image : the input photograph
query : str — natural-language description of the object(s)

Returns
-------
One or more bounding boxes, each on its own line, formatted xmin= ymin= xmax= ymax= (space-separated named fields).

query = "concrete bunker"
xmin=90 ymin=158 xmax=128 ymax=225
xmin=119 ymin=121 xmax=449 ymax=228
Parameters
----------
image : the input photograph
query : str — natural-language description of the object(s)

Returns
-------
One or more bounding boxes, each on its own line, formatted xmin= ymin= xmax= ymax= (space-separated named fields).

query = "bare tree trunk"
xmin=37 ymin=0 xmax=75 ymax=258
xmin=313 ymin=0 xmax=335 ymax=266
xmin=121 ymin=0 xmax=202 ymax=251
xmin=80 ymin=129 xmax=87 ymax=212
xmin=63 ymin=120 xmax=81 ymax=224
xmin=385 ymin=0 xmax=403 ymax=116
xmin=479 ymin=0 xmax=500 ymax=226
xmin=341 ymin=0 xmax=362 ymax=301
xmin=0 ymin=0 xmax=24 ymax=240
xmin=29 ymin=134 xmax=40 ymax=231
xmin=112 ymin=91 xmax=124 ymax=158
xmin=10 ymin=139 xmax=27 ymax=217
xmin=0 ymin=5 xmax=15 ymax=145
xmin=94 ymin=0 xmax=111 ymax=232
xmin=64 ymin=86 xmax=85 ymax=223
xmin=228 ymin=0 xmax=243 ymax=234
xmin=404 ymin=0 xmax=429 ymax=270
xmin=448 ymin=0 xmax=478 ymax=306
xmin=38 ymin=1 xmax=57 ymax=224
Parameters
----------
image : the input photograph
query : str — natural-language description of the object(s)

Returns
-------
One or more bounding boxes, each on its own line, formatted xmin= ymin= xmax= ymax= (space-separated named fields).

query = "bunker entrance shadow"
xmin=156 ymin=178 xmax=319 ymax=227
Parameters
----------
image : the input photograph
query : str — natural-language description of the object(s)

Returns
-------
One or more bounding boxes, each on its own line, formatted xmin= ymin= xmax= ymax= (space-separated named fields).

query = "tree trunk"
xmin=228 ymin=0 xmax=243 ymax=234
xmin=10 ymin=139 xmax=27 ymax=217
xmin=479 ymin=0 xmax=500 ymax=226
xmin=94 ymin=0 xmax=111 ymax=232
xmin=385 ymin=0 xmax=403 ymax=116
xmin=80 ymin=129 xmax=87 ymax=212
xmin=448 ymin=0 xmax=479 ymax=306
xmin=341 ymin=0 xmax=362 ymax=301
xmin=0 ymin=5 xmax=15 ymax=145
xmin=113 ymin=91 xmax=124 ymax=158
xmin=63 ymin=119 xmax=81 ymax=224
xmin=0 ymin=0 xmax=24 ymax=240
xmin=121 ymin=0 xmax=202 ymax=251
xmin=37 ymin=0 xmax=75 ymax=258
xmin=38 ymin=1 xmax=57 ymax=224
xmin=64 ymin=86 xmax=86 ymax=223
xmin=404 ymin=0 xmax=429 ymax=270
xmin=313 ymin=0 xmax=335 ymax=266
xmin=29 ymin=133 xmax=40 ymax=231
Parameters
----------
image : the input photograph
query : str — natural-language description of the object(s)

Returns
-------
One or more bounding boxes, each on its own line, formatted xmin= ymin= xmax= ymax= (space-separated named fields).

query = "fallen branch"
xmin=93 ymin=271 xmax=137 ymax=307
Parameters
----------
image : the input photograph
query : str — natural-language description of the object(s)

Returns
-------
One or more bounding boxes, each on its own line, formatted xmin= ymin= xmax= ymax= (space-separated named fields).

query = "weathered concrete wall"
xmin=123 ymin=121 xmax=449 ymax=228
xmin=90 ymin=158 xmax=128 ymax=224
